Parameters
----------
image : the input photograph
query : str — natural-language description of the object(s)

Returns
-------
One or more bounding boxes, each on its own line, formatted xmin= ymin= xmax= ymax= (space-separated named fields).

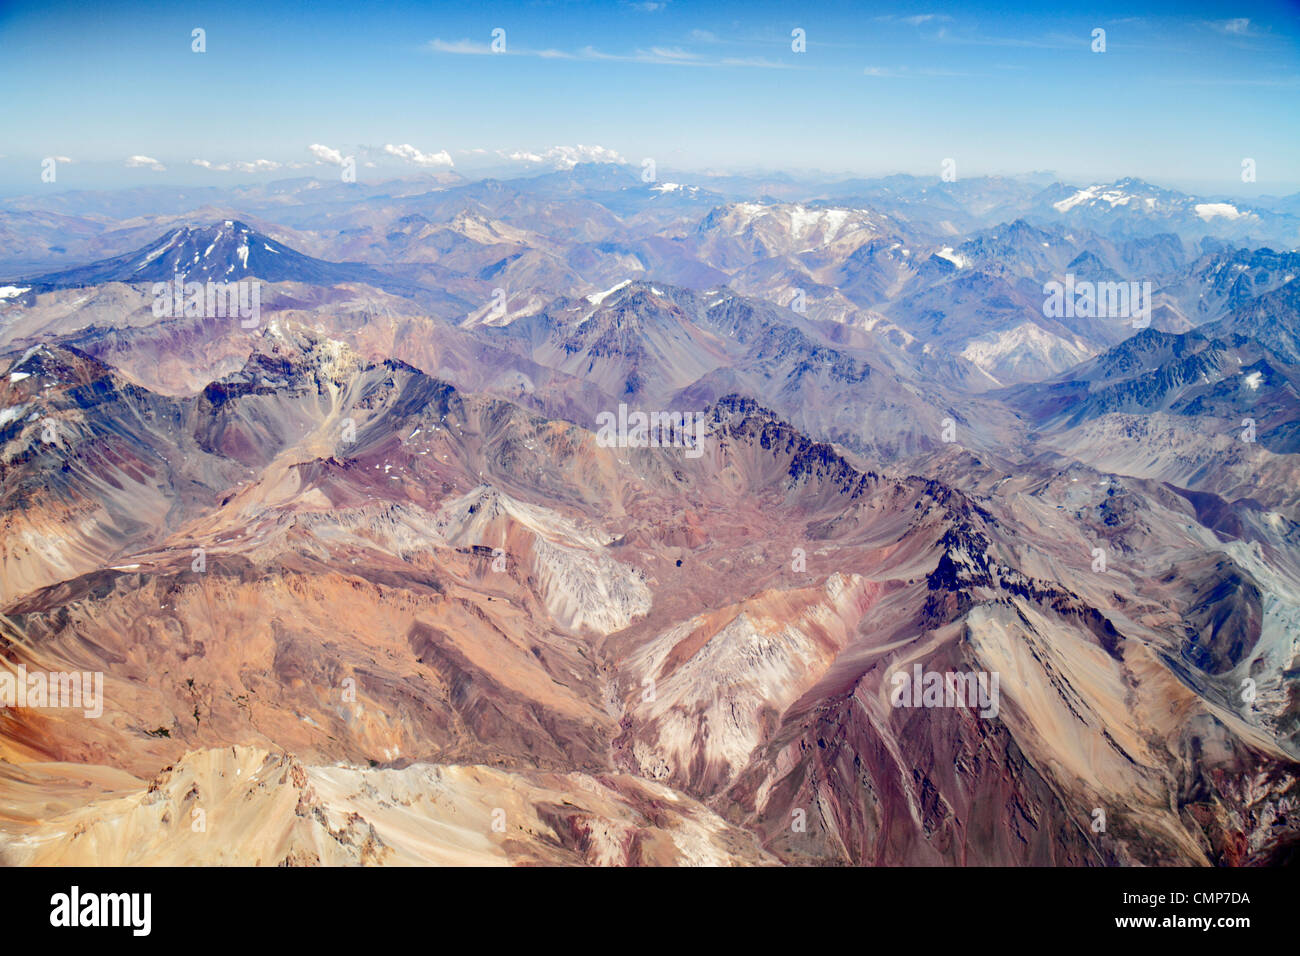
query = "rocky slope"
xmin=0 ymin=330 xmax=1293 ymax=866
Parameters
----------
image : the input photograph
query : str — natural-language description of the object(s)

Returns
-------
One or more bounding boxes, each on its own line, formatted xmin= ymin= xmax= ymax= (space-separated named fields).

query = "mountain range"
xmin=0 ymin=165 xmax=1296 ymax=867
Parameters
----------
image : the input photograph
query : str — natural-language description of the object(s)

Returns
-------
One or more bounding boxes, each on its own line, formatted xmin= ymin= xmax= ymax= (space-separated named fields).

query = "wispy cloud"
xmin=721 ymin=56 xmax=796 ymax=69
xmin=929 ymin=30 xmax=1079 ymax=50
xmin=904 ymin=14 xmax=949 ymax=26
xmin=587 ymin=44 xmax=800 ymax=67
xmin=864 ymin=65 xmax=974 ymax=78
xmin=647 ymin=46 xmax=698 ymax=61
xmin=427 ymin=38 xmax=493 ymax=55
xmin=1205 ymin=18 xmax=1259 ymax=37
xmin=426 ymin=38 xmax=797 ymax=69
xmin=876 ymin=13 xmax=953 ymax=26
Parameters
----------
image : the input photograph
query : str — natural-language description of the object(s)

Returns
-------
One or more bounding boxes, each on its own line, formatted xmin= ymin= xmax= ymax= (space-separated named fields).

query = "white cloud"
xmin=499 ymin=144 xmax=626 ymax=169
xmin=308 ymin=143 xmax=346 ymax=165
xmin=383 ymin=143 xmax=454 ymax=168
xmin=193 ymin=158 xmax=282 ymax=173
xmin=126 ymin=155 xmax=166 ymax=171
xmin=1194 ymin=202 xmax=1250 ymax=221
xmin=193 ymin=158 xmax=283 ymax=173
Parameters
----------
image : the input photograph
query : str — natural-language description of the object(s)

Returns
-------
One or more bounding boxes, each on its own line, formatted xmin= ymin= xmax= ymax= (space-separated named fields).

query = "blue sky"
xmin=1 ymin=0 xmax=1298 ymax=194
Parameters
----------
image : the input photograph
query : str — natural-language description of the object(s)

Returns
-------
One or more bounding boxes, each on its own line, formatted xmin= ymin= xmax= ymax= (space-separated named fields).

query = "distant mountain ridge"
xmin=11 ymin=219 xmax=397 ymax=289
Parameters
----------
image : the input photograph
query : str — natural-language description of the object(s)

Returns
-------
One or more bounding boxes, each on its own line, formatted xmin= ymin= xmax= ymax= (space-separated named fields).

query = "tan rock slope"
xmin=1 ymin=746 xmax=772 ymax=866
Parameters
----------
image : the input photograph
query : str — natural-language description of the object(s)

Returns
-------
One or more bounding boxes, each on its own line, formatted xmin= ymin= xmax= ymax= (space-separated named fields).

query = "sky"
xmin=0 ymin=0 xmax=1298 ymax=195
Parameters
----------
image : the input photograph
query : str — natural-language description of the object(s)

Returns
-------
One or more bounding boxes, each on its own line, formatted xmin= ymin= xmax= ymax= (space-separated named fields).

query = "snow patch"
xmin=1053 ymin=184 xmax=1141 ymax=213
xmin=936 ymin=246 xmax=970 ymax=269
xmin=587 ymin=279 xmax=631 ymax=305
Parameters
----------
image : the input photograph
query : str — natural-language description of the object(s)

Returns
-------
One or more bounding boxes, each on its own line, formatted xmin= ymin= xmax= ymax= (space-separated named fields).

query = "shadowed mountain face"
xmin=1003 ymin=281 xmax=1300 ymax=464
xmin=1 ymin=167 xmax=1298 ymax=867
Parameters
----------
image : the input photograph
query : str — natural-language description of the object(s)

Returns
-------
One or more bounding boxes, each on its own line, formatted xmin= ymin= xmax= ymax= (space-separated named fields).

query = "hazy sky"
xmin=1 ymin=0 xmax=1298 ymax=194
